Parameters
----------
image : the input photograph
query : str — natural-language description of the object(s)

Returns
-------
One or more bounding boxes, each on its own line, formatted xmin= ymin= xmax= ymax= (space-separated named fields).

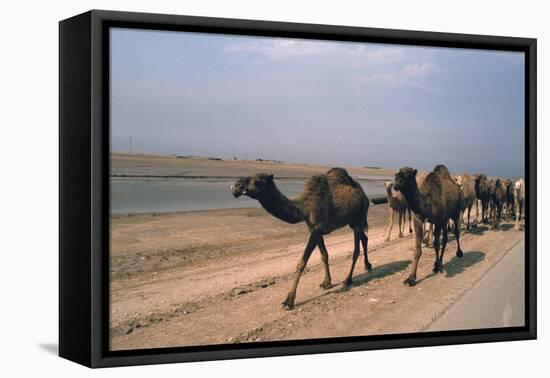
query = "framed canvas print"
xmin=59 ymin=10 xmax=536 ymax=368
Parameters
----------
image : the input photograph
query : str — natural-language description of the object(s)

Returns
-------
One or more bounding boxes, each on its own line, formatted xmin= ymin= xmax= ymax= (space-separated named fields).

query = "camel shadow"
xmin=296 ymin=260 xmax=411 ymax=307
xmin=339 ymin=260 xmax=412 ymax=291
xmin=466 ymin=225 xmax=489 ymax=236
xmin=498 ymin=223 xmax=514 ymax=232
xmin=443 ymin=251 xmax=485 ymax=278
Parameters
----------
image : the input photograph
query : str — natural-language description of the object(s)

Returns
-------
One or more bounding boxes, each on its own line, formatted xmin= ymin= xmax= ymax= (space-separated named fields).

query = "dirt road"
xmin=110 ymin=205 xmax=525 ymax=351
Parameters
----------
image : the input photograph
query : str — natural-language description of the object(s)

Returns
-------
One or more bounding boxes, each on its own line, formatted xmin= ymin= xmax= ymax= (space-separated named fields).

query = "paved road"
xmin=427 ymin=238 xmax=525 ymax=331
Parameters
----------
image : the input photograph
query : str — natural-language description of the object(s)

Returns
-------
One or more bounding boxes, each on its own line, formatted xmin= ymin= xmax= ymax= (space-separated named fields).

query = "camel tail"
xmin=364 ymin=196 xmax=370 ymax=233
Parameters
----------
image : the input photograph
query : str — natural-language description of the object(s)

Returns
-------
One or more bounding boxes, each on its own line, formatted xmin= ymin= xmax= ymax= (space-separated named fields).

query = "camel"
xmin=454 ymin=174 xmax=477 ymax=230
xmin=488 ymin=179 xmax=496 ymax=221
xmin=474 ymin=174 xmax=490 ymax=224
xmin=393 ymin=165 xmax=463 ymax=286
xmin=384 ymin=181 xmax=412 ymax=242
xmin=504 ymin=178 xmax=515 ymax=221
xmin=514 ymin=178 xmax=525 ymax=230
xmin=231 ymin=168 xmax=370 ymax=310
xmin=412 ymin=172 xmax=434 ymax=246
xmin=489 ymin=179 xmax=506 ymax=229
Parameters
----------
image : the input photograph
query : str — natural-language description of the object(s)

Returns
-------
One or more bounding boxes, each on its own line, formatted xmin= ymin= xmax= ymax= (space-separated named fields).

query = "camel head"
xmin=474 ymin=173 xmax=487 ymax=195
xmin=231 ymin=173 xmax=274 ymax=199
xmin=384 ymin=181 xmax=393 ymax=190
xmin=504 ymin=178 xmax=513 ymax=191
xmin=393 ymin=167 xmax=417 ymax=192
xmin=454 ymin=175 xmax=464 ymax=188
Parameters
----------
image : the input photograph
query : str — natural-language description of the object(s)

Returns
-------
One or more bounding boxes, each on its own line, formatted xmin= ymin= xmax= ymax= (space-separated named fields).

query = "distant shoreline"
xmin=110 ymin=153 xmax=396 ymax=177
xmin=110 ymin=174 xmax=390 ymax=182
xmin=110 ymin=153 xmax=391 ymax=215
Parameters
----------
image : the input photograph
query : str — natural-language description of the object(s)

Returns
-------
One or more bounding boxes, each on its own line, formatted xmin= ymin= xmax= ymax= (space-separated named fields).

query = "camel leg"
xmin=515 ymin=196 xmax=521 ymax=230
xmin=432 ymin=224 xmax=442 ymax=273
xmin=491 ymin=203 xmax=498 ymax=230
xmin=408 ymin=209 xmax=413 ymax=233
xmin=282 ymin=230 xmax=320 ymax=310
xmin=425 ymin=223 xmax=433 ymax=246
xmin=436 ymin=225 xmax=448 ymax=273
xmin=404 ymin=217 xmax=423 ymax=286
xmin=422 ymin=221 xmax=431 ymax=246
xmin=317 ymin=237 xmax=333 ymax=290
xmin=399 ymin=211 xmax=405 ymax=238
xmin=454 ymin=215 xmax=464 ymax=258
xmin=466 ymin=206 xmax=472 ymax=231
xmin=343 ymin=230 xmax=361 ymax=286
xmin=385 ymin=209 xmax=394 ymax=242
xmin=359 ymin=230 xmax=371 ymax=271
xmin=473 ymin=199 xmax=479 ymax=225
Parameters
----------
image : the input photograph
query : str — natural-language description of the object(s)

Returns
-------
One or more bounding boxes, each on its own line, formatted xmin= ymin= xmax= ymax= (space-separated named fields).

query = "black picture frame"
xmin=59 ymin=9 xmax=537 ymax=368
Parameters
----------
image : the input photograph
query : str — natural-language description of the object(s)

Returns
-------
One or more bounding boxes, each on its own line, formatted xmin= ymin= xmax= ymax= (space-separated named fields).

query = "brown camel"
xmin=384 ymin=181 xmax=412 ymax=242
xmin=454 ymin=174 xmax=477 ymax=230
xmin=393 ymin=165 xmax=464 ymax=286
xmin=504 ymin=178 xmax=515 ymax=221
xmin=489 ymin=179 xmax=506 ymax=229
xmin=474 ymin=174 xmax=491 ymax=224
xmin=514 ymin=178 xmax=525 ymax=230
xmin=412 ymin=172 xmax=434 ymax=246
xmin=231 ymin=168 xmax=370 ymax=310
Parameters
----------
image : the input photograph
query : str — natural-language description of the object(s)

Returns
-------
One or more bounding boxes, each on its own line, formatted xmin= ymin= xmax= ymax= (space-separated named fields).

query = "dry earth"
xmin=109 ymin=204 xmax=525 ymax=351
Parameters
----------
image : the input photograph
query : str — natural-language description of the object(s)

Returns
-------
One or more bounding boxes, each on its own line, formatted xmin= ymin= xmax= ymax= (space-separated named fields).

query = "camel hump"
xmin=420 ymin=172 xmax=444 ymax=200
xmin=326 ymin=167 xmax=354 ymax=185
xmin=304 ymin=174 xmax=330 ymax=196
xmin=433 ymin=164 xmax=452 ymax=179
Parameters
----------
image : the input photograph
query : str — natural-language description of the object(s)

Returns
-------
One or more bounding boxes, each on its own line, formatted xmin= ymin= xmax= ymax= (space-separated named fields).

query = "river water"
xmin=110 ymin=177 xmax=388 ymax=214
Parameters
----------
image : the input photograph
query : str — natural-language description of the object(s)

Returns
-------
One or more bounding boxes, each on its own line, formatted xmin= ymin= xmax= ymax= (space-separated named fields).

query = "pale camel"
xmin=384 ymin=181 xmax=412 ymax=242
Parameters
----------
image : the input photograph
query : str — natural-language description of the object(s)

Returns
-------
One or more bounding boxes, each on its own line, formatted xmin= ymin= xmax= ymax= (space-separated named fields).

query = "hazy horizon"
xmin=110 ymin=28 xmax=525 ymax=177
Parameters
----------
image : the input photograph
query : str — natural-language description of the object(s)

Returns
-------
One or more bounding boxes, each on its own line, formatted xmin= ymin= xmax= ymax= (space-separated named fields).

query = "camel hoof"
xmin=343 ymin=277 xmax=353 ymax=286
xmin=319 ymin=282 xmax=333 ymax=290
xmin=365 ymin=262 xmax=372 ymax=271
xmin=456 ymin=249 xmax=464 ymax=258
xmin=281 ymin=300 xmax=295 ymax=311
xmin=384 ymin=238 xmax=390 ymax=243
xmin=403 ymin=277 xmax=416 ymax=287
xmin=433 ymin=261 xmax=442 ymax=273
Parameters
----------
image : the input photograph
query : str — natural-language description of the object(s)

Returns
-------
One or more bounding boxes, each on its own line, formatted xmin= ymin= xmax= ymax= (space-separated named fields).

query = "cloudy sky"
xmin=110 ymin=28 xmax=525 ymax=177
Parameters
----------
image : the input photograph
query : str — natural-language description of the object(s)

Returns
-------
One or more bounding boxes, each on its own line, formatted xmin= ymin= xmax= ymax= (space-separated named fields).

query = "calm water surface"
xmin=111 ymin=177 xmax=387 ymax=214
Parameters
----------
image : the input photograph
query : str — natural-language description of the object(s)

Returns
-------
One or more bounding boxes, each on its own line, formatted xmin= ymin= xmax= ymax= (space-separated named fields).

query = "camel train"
xmin=231 ymin=165 xmax=525 ymax=309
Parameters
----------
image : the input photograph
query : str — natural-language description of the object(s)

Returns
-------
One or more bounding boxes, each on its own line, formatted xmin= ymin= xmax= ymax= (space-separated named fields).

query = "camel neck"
xmin=401 ymin=181 xmax=425 ymax=217
xmin=258 ymin=184 xmax=305 ymax=224
xmin=385 ymin=186 xmax=394 ymax=206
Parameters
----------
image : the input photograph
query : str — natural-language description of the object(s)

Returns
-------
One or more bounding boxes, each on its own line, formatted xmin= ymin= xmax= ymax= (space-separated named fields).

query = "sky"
xmin=110 ymin=28 xmax=525 ymax=177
